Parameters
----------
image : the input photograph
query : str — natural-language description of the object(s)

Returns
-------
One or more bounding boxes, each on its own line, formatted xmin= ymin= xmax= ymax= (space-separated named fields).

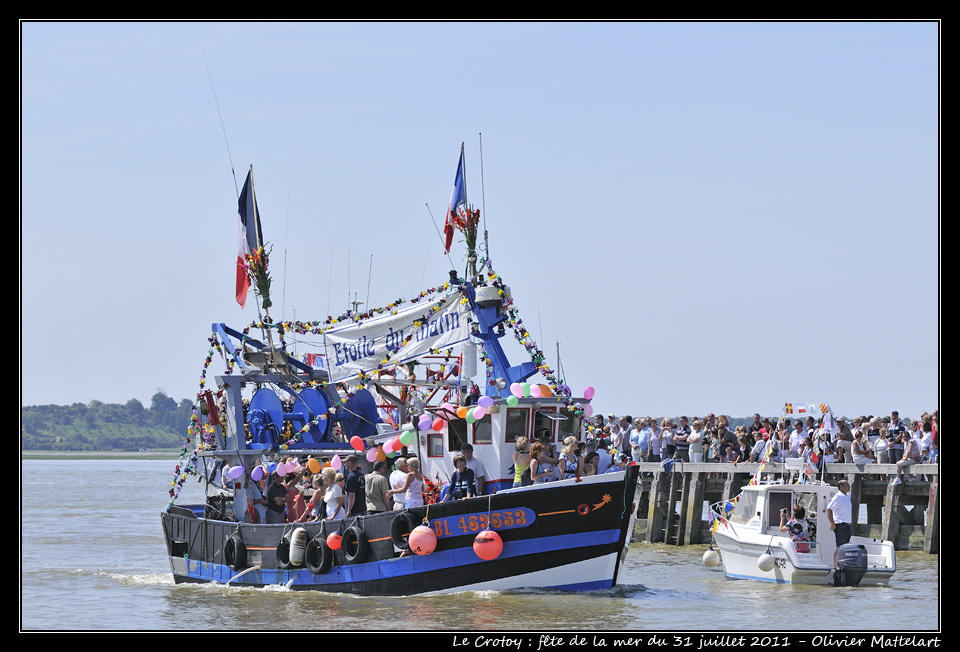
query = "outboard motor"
xmin=833 ymin=543 xmax=868 ymax=587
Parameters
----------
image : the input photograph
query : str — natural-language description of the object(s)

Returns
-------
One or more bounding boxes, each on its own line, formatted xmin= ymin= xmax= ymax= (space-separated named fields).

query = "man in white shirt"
xmin=461 ymin=444 xmax=486 ymax=495
xmin=389 ymin=457 xmax=409 ymax=510
xmin=826 ymin=479 xmax=852 ymax=567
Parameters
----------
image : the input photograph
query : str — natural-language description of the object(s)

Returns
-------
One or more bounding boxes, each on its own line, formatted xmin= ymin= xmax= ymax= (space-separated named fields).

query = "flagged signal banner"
xmin=323 ymin=293 xmax=469 ymax=383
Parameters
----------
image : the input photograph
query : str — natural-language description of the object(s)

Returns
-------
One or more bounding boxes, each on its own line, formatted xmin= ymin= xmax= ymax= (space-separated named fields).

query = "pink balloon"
xmin=366 ymin=448 xmax=378 ymax=462
xmin=472 ymin=406 xmax=486 ymax=419
xmin=584 ymin=404 xmax=595 ymax=417
xmin=331 ymin=454 xmax=342 ymax=470
xmin=583 ymin=386 xmax=596 ymax=400
xmin=510 ymin=383 xmax=523 ymax=398
xmin=530 ymin=384 xmax=542 ymax=398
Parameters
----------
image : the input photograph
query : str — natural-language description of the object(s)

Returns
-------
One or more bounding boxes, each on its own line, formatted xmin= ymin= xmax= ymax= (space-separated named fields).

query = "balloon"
xmin=456 ymin=406 xmax=469 ymax=419
xmin=276 ymin=462 xmax=288 ymax=476
xmin=307 ymin=458 xmax=321 ymax=474
xmin=506 ymin=395 xmax=519 ymax=407
xmin=267 ymin=462 xmax=277 ymax=474
xmin=583 ymin=386 xmax=596 ymax=400
xmin=473 ymin=529 xmax=503 ymax=561
xmin=521 ymin=383 xmax=531 ymax=397
xmin=350 ymin=436 xmax=364 ymax=451
xmin=472 ymin=406 xmax=486 ymax=420
xmin=477 ymin=396 xmax=494 ymax=408
xmin=366 ymin=448 xmax=377 ymax=462
xmin=251 ymin=465 xmax=264 ymax=482
xmin=409 ymin=525 xmax=437 ymax=555
xmin=331 ymin=454 xmax=342 ymax=471
xmin=530 ymin=384 xmax=542 ymax=398
xmin=228 ymin=465 xmax=245 ymax=479
xmin=375 ymin=445 xmax=386 ymax=462
xmin=418 ymin=417 xmax=432 ymax=431
xmin=465 ymin=409 xmax=476 ymax=424
xmin=584 ymin=404 xmax=594 ymax=417
xmin=510 ymin=383 xmax=523 ymax=398
xmin=539 ymin=385 xmax=553 ymax=398
xmin=432 ymin=418 xmax=444 ymax=431
xmin=399 ymin=429 xmax=415 ymax=446
xmin=326 ymin=532 xmax=342 ymax=550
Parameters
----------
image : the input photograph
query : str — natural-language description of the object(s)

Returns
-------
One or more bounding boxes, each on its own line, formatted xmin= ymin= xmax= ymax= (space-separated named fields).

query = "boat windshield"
xmin=728 ymin=491 xmax=759 ymax=525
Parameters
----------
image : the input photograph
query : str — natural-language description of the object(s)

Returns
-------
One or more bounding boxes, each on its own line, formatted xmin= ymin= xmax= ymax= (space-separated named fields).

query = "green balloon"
xmin=465 ymin=409 xmax=476 ymax=423
xmin=521 ymin=383 xmax=531 ymax=397
xmin=399 ymin=430 xmax=415 ymax=446
xmin=506 ymin=395 xmax=519 ymax=407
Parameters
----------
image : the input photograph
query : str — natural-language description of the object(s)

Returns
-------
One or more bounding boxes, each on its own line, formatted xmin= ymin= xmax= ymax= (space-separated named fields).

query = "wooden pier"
xmin=631 ymin=461 xmax=939 ymax=553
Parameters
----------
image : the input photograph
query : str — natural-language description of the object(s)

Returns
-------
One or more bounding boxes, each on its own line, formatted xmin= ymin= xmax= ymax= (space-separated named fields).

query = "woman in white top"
xmin=388 ymin=457 xmax=424 ymax=508
xmin=321 ymin=467 xmax=345 ymax=520
xmin=688 ymin=420 xmax=705 ymax=463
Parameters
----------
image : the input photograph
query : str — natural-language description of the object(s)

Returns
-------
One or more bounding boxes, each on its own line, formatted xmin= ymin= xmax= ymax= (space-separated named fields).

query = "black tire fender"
xmin=341 ymin=525 xmax=369 ymax=564
xmin=390 ymin=511 xmax=419 ymax=550
xmin=224 ymin=532 xmax=247 ymax=571
xmin=275 ymin=533 xmax=294 ymax=570
xmin=304 ymin=534 xmax=333 ymax=575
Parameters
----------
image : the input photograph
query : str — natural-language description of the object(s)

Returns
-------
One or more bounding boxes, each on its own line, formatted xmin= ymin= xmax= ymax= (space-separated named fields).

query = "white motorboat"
xmin=706 ymin=479 xmax=896 ymax=586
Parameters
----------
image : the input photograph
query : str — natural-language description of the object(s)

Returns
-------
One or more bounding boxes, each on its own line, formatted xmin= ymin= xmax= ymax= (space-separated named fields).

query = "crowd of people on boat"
xmin=582 ymin=409 xmax=938 ymax=483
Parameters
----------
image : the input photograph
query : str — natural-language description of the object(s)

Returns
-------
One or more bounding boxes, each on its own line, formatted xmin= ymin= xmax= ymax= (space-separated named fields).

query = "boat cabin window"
xmin=504 ymin=408 xmax=528 ymax=443
xmin=557 ymin=408 xmax=580 ymax=441
xmin=533 ymin=408 xmax=558 ymax=441
xmin=728 ymin=491 xmax=759 ymax=525
xmin=446 ymin=419 xmax=467 ymax=454
xmin=472 ymin=414 xmax=493 ymax=445
xmin=765 ymin=491 xmax=793 ymax=529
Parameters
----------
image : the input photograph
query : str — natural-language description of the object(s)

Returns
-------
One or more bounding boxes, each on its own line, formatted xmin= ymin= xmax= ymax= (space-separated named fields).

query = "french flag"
xmin=236 ymin=166 xmax=263 ymax=308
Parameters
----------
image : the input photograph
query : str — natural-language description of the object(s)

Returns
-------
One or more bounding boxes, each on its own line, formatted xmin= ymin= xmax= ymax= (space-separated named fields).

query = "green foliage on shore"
xmin=21 ymin=392 xmax=192 ymax=452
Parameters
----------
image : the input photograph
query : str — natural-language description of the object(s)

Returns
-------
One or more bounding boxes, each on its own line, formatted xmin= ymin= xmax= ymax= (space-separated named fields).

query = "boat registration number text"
xmin=431 ymin=508 xmax=536 ymax=538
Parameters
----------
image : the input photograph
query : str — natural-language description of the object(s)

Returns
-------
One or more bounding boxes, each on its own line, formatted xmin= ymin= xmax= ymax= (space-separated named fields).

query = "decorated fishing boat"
xmin=160 ymin=150 xmax=642 ymax=595
xmin=704 ymin=403 xmax=896 ymax=586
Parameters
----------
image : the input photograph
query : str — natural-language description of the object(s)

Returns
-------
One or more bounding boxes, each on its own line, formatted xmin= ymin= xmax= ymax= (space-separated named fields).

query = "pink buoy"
xmin=326 ymin=532 xmax=342 ymax=550
xmin=408 ymin=524 xmax=437 ymax=556
xmin=473 ymin=529 xmax=503 ymax=561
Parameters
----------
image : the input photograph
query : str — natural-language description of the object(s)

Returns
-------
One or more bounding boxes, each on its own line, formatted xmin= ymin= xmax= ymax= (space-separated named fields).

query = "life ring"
xmin=341 ymin=526 xmax=369 ymax=564
xmin=304 ymin=534 xmax=333 ymax=575
xmin=224 ymin=533 xmax=247 ymax=571
xmin=390 ymin=512 xmax=419 ymax=550
xmin=275 ymin=533 xmax=294 ymax=570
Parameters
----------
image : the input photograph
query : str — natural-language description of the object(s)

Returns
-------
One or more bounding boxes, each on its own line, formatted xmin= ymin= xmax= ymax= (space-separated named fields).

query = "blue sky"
xmin=20 ymin=21 xmax=939 ymax=421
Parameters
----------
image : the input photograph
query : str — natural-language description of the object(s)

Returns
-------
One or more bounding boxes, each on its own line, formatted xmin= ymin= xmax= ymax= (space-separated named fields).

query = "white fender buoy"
xmin=757 ymin=552 xmax=775 ymax=572
xmin=290 ymin=527 xmax=308 ymax=567
xmin=703 ymin=547 xmax=720 ymax=568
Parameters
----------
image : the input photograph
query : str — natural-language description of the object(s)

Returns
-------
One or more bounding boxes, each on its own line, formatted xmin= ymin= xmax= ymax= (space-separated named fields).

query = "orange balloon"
xmin=307 ymin=458 xmax=322 ymax=474
xmin=539 ymin=385 xmax=553 ymax=397
xmin=456 ymin=406 xmax=468 ymax=419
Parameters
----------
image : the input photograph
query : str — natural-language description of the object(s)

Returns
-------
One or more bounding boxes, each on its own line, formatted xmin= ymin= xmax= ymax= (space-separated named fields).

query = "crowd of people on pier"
xmin=582 ymin=409 xmax=938 ymax=485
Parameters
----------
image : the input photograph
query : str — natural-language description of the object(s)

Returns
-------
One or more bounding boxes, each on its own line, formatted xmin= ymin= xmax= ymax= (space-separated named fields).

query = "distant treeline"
xmin=21 ymin=392 xmax=193 ymax=451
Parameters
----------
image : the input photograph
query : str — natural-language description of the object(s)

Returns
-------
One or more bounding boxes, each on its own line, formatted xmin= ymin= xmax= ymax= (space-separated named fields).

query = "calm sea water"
xmin=20 ymin=459 xmax=941 ymax=634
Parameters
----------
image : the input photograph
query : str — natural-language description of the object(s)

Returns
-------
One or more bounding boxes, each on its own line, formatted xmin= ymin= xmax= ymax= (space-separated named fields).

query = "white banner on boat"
xmin=322 ymin=292 xmax=470 ymax=383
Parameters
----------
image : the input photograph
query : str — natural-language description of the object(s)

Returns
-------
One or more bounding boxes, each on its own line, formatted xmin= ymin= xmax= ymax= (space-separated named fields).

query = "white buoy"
xmin=757 ymin=552 xmax=776 ymax=572
xmin=703 ymin=548 xmax=720 ymax=567
xmin=290 ymin=527 xmax=308 ymax=566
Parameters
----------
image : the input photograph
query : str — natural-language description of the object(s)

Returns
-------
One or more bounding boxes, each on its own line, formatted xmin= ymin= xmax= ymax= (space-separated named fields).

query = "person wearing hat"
xmin=258 ymin=471 xmax=288 ymax=524
xmin=343 ymin=454 xmax=367 ymax=517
